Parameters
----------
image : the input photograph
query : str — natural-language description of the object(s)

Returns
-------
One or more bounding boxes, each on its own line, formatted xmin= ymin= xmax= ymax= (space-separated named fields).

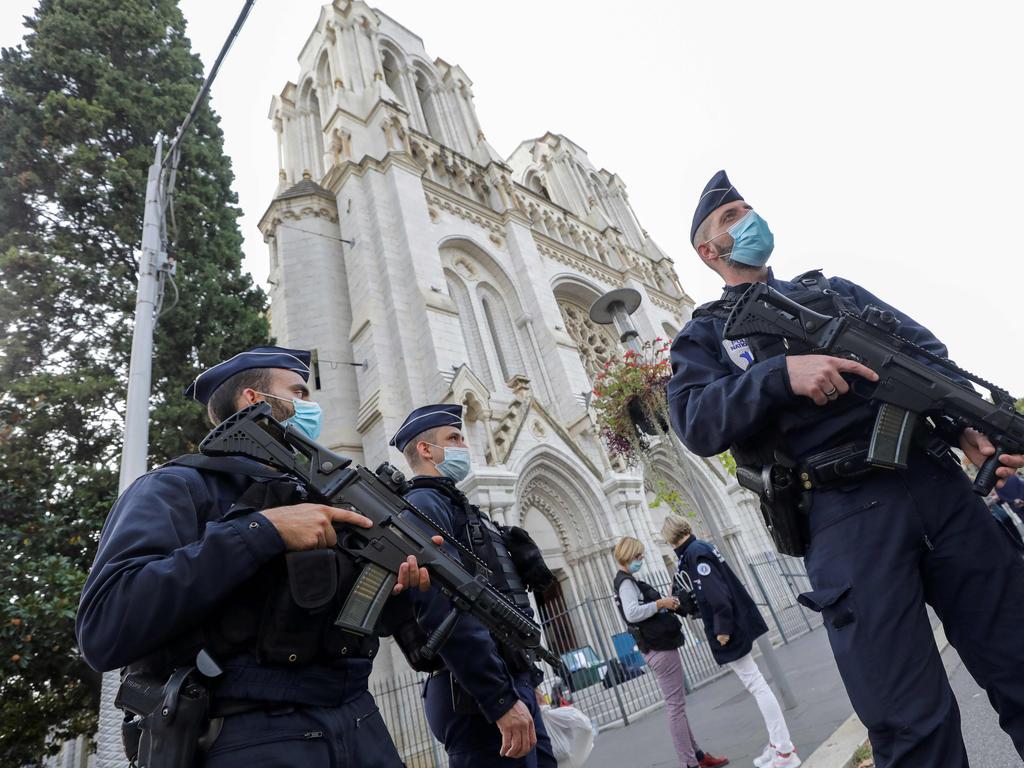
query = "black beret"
xmin=184 ymin=346 xmax=311 ymax=405
xmin=690 ymin=169 xmax=744 ymax=244
xmin=390 ymin=404 xmax=463 ymax=452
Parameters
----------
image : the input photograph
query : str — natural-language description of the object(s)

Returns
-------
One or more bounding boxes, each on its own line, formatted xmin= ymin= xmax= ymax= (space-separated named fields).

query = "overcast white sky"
xmin=3 ymin=0 xmax=1022 ymax=395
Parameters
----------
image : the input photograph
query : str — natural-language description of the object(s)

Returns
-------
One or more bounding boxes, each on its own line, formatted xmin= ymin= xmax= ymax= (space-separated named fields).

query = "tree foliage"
xmin=0 ymin=0 xmax=268 ymax=762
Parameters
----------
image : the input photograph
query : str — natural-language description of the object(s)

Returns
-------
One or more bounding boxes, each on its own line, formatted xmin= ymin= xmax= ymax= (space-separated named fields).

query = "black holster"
xmin=115 ymin=667 xmax=211 ymax=768
xmin=736 ymin=463 xmax=810 ymax=557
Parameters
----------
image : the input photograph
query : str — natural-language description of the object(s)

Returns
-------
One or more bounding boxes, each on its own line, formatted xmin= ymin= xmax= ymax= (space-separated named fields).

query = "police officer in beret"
xmin=668 ymin=172 xmax=1024 ymax=767
xmin=389 ymin=404 xmax=557 ymax=768
xmin=77 ymin=346 xmax=437 ymax=767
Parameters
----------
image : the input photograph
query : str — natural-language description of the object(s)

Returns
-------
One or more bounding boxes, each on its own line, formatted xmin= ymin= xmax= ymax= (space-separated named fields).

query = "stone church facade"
xmin=258 ymin=0 xmax=777 ymax=683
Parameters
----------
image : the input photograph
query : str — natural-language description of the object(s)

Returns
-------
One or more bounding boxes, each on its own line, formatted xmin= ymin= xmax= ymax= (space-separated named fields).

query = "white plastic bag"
xmin=540 ymin=704 xmax=597 ymax=768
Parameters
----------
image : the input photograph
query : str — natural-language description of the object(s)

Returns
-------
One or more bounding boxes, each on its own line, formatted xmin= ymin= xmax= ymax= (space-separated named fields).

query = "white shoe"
xmin=752 ymin=744 xmax=774 ymax=767
xmin=771 ymin=746 xmax=801 ymax=768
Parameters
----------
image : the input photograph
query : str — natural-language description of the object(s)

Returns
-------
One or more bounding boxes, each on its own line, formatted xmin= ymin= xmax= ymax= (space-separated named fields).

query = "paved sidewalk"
xmin=584 ymin=628 xmax=852 ymax=768
xmin=582 ymin=625 xmax=1020 ymax=767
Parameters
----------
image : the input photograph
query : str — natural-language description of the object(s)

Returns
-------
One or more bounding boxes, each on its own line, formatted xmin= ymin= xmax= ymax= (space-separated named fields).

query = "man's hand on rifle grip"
xmin=785 ymin=355 xmax=878 ymax=406
xmin=392 ymin=536 xmax=444 ymax=595
xmin=260 ymin=503 xmax=371 ymax=550
xmin=959 ymin=428 xmax=1024 ymax=488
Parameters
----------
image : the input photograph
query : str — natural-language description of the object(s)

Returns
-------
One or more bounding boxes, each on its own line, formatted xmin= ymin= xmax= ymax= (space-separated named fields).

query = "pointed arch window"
xmin=299 ymin=80 xmax=323 ymax=177
xmin=445 ymin=270 xmax=493 ymax=389
xmin=380 ymin=47 xmax=406 ymax=108
xmin=479 ymin=283 xmax=526 ymax=385
xmin=525 ymin=171 xmax=551 ymax=202
xmin=415 ymin=69 xmax=443 ymax=141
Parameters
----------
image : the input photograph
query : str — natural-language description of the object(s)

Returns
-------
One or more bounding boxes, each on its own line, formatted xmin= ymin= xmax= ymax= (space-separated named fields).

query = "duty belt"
xmin=799 ymin=434 xmax=959 ymax=490
xmin=798 ymin=442 xmax=874 ymax=490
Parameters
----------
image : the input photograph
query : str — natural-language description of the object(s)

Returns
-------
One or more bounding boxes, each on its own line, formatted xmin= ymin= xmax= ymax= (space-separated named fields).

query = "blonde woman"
xmin=661 ymin=515 xmax=800 ymax=768
xmin=612 ymin=537 xmax=729 ymax=768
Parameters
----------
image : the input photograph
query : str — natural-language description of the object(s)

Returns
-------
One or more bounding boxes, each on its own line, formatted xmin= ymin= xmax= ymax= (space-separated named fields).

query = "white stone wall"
xmin=262 ymin=0 xmax=771 ymax=685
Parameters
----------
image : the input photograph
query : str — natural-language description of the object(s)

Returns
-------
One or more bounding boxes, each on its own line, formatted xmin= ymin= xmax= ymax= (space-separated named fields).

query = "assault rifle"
xmin=723 ymin=283 xmax=1024 ymax=495
xmin=199 ymin=402 xmax=562 ymax=669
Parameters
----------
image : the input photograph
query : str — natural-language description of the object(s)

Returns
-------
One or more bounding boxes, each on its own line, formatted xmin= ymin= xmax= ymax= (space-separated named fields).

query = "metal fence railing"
xmin=372 ymin=555 xmax=821 ymax=767
xmin=743 ymin=551 xmax=821 ymax=643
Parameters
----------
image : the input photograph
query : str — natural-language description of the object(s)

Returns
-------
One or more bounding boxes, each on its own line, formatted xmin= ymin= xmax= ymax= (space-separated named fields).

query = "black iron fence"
xmin=370 ymin=553 xmax=820 ymax=767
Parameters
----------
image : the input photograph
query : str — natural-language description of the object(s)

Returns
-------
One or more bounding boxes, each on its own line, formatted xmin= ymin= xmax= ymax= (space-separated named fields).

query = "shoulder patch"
xmin=722 ymin=338 xmax=754 ymax=370
xmin=697 ymin=562 xmax=712 ymax=576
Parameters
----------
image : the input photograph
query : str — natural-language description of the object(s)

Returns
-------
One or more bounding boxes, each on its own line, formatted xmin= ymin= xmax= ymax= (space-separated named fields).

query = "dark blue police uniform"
xmin=669 ymin=177 xmax=1024 ymax=766
xmin=76 ymin=347 xmax=402 ymax=767
xmin=403 ymin=483 xmax=556 ymax=768
xmin=674 ymin=538 xmax=768 ymax=665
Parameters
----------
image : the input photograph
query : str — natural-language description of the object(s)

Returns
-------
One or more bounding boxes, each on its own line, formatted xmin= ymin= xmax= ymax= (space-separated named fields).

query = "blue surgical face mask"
xmin=426 ymin=443 xmax=472 ymax=483
xmin=628 ymin=559 xmax=643 ymax=574
xmin=257 ymin=392 xmax=323 ymax=441
xmin=707 ymin=210 xmax=775 ymax=267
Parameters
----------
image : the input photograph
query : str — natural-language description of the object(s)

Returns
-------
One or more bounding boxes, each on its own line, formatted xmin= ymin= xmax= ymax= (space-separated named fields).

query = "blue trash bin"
xmin=612 ymin=631 xmax=645 ymax=673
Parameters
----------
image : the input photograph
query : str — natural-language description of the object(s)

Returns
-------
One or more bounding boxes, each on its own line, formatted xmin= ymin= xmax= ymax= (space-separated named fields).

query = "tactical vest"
xmin=693 ymin=269 xmax=852 ymax=360
xmin=612 ymin=571 xmax=684 ymax=652
xmin=409 ymin=476 xmax=537 ymax=672
xmin=158 ymin=454 xmax=378 ymax=672
xmin=692 ymin=270 xmax=862 ymax=466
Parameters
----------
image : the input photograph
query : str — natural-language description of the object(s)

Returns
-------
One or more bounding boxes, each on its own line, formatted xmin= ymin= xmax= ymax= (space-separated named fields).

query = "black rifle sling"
xmin=411 ymin=478 xmax=535 ymax=672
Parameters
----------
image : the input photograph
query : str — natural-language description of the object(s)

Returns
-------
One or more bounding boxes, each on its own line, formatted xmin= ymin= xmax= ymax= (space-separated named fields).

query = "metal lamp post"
xmin=589 ymin=288 xmax=797 ymax=709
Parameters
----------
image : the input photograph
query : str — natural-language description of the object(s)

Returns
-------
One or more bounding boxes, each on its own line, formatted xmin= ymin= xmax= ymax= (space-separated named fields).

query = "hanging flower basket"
xmin=590 ymin=339 xmax=673 ymax=464
xmin=627 ymin=396 xmax=669 ymax=436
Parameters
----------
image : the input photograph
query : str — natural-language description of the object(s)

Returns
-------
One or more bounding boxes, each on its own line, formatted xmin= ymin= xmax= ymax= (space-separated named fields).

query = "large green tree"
xmin=0 ymin=0 xmax=269 ymax=762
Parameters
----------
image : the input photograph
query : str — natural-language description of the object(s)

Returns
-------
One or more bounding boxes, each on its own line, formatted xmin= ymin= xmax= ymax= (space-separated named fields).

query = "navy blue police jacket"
xmin=667 ymin=269 xmax=958 ymax=462
xmin=675 ymin=537 xmax=767 ymax=664
xmin=75 ymin=460 xmax=371 ymax=706
xmin=404 ymin=479 xmax=521 ymax=723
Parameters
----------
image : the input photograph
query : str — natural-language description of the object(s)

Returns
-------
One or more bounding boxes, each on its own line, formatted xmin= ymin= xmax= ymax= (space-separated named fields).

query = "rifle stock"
xmin=723 ymin=283 xmax=1024 ymax=494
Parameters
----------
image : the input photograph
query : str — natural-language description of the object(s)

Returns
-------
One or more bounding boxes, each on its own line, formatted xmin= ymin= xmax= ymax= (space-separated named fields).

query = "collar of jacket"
xmin=673 ymin=537 xmax=698 ymax=559
xmin=721 ymin=266 xmax=779 ymax=295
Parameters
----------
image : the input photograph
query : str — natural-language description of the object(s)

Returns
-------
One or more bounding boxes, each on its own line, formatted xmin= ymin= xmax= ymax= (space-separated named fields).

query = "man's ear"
xmin=696 ymin=241 xmax=717 ymax=264
xmin=416 ymin=440 xmax=434 ymax=464
xmin=236 ymin=387 xmax=260 ymax=411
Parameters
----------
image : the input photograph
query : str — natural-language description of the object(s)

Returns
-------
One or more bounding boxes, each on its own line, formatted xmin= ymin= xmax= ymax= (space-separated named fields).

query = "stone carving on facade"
xmin=556 ymin=299 xmax=618 ymax=381
xmin=520 ymin=490 xmax=573 ymax=552
xmin=452 ymin=256 xmax=477 ymax=280
xmin=330 ymin=128 xmax=352 ymax=164
xmin=489 ymin=374 xmax=532 ymax=465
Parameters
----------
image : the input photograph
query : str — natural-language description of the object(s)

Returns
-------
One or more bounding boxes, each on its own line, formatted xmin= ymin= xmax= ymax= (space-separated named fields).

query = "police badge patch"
xmin=723 ymin=338 xmax=754 ymax=371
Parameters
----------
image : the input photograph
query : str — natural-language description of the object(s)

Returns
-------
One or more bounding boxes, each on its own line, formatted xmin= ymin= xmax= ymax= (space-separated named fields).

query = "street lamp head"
xmin=588 ymin=288 xmax=642 ymax=325
xmin=589 ymin=288 xmax=643 ymax=352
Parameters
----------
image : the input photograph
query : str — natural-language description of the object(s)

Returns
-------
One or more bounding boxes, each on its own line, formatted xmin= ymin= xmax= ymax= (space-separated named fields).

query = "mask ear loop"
xmin=252 ymin=390 xmax=297 ymax=420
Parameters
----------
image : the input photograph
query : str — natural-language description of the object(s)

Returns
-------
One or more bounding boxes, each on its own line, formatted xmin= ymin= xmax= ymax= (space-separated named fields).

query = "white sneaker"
xmin=752 ymin=744 xmax=774 ymax=767
xmin=771 ymin=747 xmax=801 ymax=768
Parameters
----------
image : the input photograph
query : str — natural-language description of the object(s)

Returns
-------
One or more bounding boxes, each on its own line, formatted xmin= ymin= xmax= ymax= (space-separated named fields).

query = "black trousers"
xmin=423 ymin=670 xmax=557 ymax=768
xmin=201 ymin=689 xmax=402 ymax=767
xmin=800 ymin=451 xmax=1024 ymax=767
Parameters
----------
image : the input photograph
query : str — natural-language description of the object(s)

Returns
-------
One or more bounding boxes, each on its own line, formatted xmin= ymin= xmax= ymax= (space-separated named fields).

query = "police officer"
xmin=668 ymin=171 xmax=1024 ymax=767
xmin=389 ymin=404 xmax=557 ymax=767
xmin=76 ymin=346 xmax=436 ymax=767
xmin=660 ymin=516 xmax=798 ymax=768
